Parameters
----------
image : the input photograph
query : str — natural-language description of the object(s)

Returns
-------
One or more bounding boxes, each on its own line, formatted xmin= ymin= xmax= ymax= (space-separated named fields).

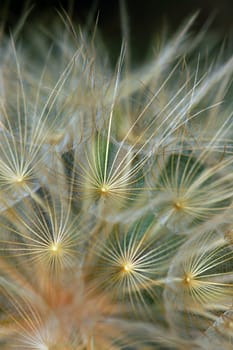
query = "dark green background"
xmin=1 ymin=0 xmax=233 ymax=64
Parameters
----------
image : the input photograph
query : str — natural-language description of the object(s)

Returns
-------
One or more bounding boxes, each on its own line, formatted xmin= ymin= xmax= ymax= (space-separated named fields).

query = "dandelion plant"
xmin=0 ymin=9 xmax=233 ymax=350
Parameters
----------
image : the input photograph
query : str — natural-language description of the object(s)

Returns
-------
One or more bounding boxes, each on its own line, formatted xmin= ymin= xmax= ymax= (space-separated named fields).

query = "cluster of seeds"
xmin=0 ymin=14 xmax=233 ymax=349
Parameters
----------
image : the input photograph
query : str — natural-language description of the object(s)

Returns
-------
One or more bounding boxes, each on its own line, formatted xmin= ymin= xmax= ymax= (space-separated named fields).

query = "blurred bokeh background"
xmin=0 ymin=0 xmax=233 ymax=64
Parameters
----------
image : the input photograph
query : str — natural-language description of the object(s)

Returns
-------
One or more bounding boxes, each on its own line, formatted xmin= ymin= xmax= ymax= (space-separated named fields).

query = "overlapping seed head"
xmin=0 ymin=14 xmax=233 ymax=350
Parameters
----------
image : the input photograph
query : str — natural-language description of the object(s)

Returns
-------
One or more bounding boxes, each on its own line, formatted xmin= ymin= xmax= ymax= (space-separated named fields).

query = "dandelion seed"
xmin=0 ymin=183 xmax=90 ymax=278
xmin=84 ymin=218 xmax=183 ymax=316
xmin=164 ymin=230 xmax=233 ymax=338
xmin=149 ymin=146 xmax=233 ymax=230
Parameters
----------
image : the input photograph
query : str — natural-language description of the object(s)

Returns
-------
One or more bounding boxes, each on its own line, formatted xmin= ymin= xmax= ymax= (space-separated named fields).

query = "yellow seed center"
xmin=173 ymin=200 xmax=184 ymax=210
xmin=122 ymin=262 xmax=134 ymax=273
xmin=50 ymin=242 xmax=61 ymax=255
xmin=99 ymin=184 xmax=110 ymax=195
xmin=183 ymin=272 xmax=193 ymax=285
xmin=13 ymin=175 xmax=25 ymax=185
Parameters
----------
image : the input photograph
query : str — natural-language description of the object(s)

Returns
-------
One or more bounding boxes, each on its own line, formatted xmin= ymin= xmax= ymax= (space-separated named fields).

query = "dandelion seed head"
xmin=1 ymin=9 xmax=233 ymax=349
